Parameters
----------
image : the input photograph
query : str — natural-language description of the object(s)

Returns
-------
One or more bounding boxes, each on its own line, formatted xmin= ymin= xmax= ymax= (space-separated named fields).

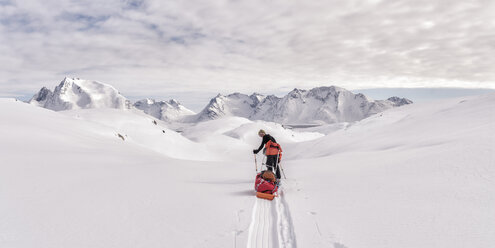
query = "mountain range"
xmin=29 ymin=77 xmax=412 ymax=124
xmin=191 ymin=87 xmax=412 ymax=124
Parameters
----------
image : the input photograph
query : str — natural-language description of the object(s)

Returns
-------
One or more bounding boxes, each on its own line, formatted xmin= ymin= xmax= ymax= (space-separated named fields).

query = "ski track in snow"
xmin=247 ymin=188 xmax=297 ymax=248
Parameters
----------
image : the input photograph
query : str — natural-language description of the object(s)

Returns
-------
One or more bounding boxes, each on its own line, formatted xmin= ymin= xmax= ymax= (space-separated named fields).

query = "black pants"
xmin=266 ymin=155 xmax=281 ymax=179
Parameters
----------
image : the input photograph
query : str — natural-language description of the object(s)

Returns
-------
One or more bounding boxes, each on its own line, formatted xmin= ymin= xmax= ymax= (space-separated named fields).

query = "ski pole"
xmin=274 ymin=152 xmax=280 ymax=180
xmin=279 ymin=161 xmax=287 ymax=179
xmin=276 ymin=151 xmax=287 ymax=179
xmin=254 ymin=154 xmax=258 ymax=173
xmin=275 ymin=152 xmax=279 ymax=177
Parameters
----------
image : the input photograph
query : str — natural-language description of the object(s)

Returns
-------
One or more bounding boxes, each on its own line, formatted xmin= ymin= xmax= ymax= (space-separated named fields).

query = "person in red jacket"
xmin=253 ymin=129 xmax=282 ymax=179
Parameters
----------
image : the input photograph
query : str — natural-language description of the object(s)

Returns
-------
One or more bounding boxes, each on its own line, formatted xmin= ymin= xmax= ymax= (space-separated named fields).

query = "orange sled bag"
xmin=254 ymin=171 xmax=278 ymax=200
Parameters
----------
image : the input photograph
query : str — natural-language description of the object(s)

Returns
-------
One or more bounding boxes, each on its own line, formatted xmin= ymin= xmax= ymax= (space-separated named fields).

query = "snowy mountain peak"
xmin=355 ymin=93 xmax=368 ymax=100
xmin=387 ymin=96 xmax=414 ymax=106
xmin=229 ymin=92 xmax=243 ymax=98
xmin=133 ymin=98 xmax=195 ymax=122
xmin=289 ymin=88 xmax=304 ymax=93
xmin=169 ymin=99 xmax=180 ymax=106
xmin=31 ymin=87 xmax=53 ymax=103
xmin=60 ymin=76 xmax=75 ymax=85
xmin=249 ymin=93 xmax=266 ymax=106
xmin=193 ymin=92 xmax=264 ymax=122
xmin=288 ymin=88 xmax=306 ymax=99
xmin=143 ymin=98 xmax=155 ymax=105
xmin=29 ymin=78 xmax=131 ymax=111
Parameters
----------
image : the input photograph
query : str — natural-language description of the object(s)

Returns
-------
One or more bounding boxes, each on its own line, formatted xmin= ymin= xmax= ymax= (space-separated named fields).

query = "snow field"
xmin=0 ymin=99 xmax=253 ymax=247
xmin=1 ymin=92 xmax=494 ymax=248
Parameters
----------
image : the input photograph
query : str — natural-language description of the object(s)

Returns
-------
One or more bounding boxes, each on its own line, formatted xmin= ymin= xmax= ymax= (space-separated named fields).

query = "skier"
xmin=253 ymin=129 xmax=282 ymax=179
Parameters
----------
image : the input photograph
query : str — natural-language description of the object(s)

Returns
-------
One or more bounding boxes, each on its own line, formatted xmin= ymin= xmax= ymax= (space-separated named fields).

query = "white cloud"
xmin=1 ymin=0 xmax=494 ymax=99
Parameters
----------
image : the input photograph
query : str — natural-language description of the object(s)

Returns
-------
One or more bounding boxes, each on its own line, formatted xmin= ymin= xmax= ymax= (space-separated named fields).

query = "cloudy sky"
xmin=1 ymin=0 xmax=495 ymax=106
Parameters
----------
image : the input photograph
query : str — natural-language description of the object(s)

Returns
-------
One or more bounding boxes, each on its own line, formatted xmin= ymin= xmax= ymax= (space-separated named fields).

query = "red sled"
xmin=256 ymin=191 xmax=276 ymax=200
xmin=254 ymin=171 xmax=278 ymax=201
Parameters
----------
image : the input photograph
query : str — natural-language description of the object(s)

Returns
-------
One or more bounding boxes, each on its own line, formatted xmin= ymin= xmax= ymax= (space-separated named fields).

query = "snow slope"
xmin=281 ymin=93 xmax=495 ymax=248
xmin=60 ymin=108 xmax=216 ymax=161
xmin=1 ymin=92 xmax=494 ymax=248
xmin=0 ymin=99 xmax=255 ymax=247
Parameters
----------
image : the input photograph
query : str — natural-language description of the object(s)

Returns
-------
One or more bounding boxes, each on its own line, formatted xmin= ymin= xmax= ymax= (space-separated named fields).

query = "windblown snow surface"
xmin=1 ymin=93 xmax=494 ymax=248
